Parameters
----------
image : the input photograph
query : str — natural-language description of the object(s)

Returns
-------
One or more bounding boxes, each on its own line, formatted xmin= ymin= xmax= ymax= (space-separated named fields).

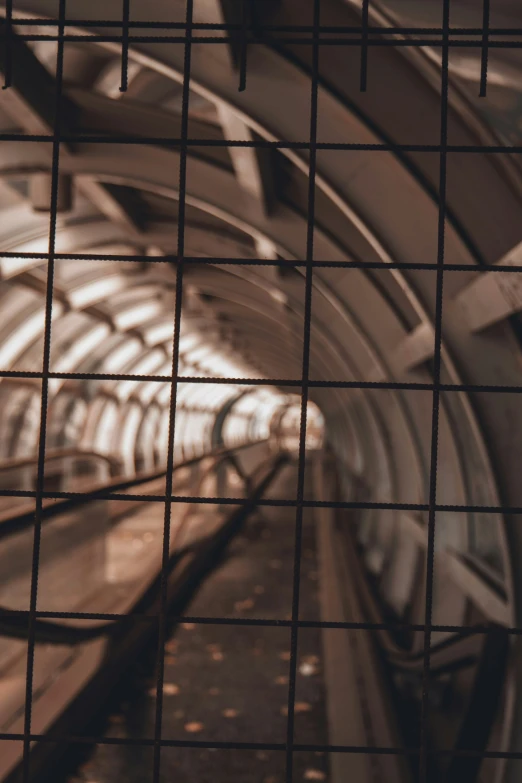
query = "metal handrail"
xmin=0 ymin=447 xmax=121 ymax=474
xmin=0 ymin=444 xmax=283 ymax=645
xmin=443 ymin=626 xmax=509 ymax=783
xmin=331 ymin=457 xmax=510 ymax=783
xmin=0 ymin=440 xmax=265 ymax=541
xmin=340 ymin=518 xmax=500 ymax=675
xmin=329 ymin=451 xmax=506 ymax=668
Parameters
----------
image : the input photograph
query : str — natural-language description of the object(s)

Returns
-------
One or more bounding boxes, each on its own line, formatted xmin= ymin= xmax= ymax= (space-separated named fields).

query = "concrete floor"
xmin=61 ymin=465 xmax=329 ymax=783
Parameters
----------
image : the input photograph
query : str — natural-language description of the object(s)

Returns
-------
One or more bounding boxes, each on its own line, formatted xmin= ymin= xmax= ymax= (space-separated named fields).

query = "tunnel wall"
xmin=0 ymin=0 xmax=521 ymax=770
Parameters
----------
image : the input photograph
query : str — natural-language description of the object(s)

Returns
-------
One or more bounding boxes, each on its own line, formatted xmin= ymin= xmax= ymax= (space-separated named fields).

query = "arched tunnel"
xmin=0 ymin=1 xmax=521 ymax=782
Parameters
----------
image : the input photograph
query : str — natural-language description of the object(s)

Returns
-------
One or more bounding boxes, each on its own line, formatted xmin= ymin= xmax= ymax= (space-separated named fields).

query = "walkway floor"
xmin=62 ymin=463 xmax=330 ymax=783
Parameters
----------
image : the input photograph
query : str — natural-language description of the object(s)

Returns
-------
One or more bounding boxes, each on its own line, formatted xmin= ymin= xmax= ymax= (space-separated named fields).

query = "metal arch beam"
xmin=156 ymin=260 xmax=420 ymax=410
xmin=28 ymin=0 xmax=513 ymax=501
xmin=310 ymin=275 xmax=466 ymax=508
xmin=72 ymin=81 xmax=279 ymax=258
xmin=4 ymin=233 xmax=428 ymax=520
xmin=211 ymin=390 xmax=251 ymax=449
xmin=192 ymin=0 xmax=278 ymax=225
xmin=454 ymin=241 xmax=522 ymax=333
xmin=0 ymin=150 xmax=354 ymax=396
xmin=81 ymin=378 xmax=245 ymax=473
xmin=255 ymin=0 xmax=521 ymax=263
xmin=0 ymin=4 xmax=496 ymax=528
xmin=0 ymin=59 xmax=468 ymax=438
xmin=0 ymin=2 xmax=459 ymax=280
xmin=0 ymin=214 xmax=259 ymax=281
xmin=0 ymin=36 xmax=145 ymax=238
xmin=0 ymin=30 xmax=77 ymax=138
xmin=2 ymin=4 xmax=519 ymax=367
xmin=184 ymin=265 xmax=299 ymax=322
xmin=46 ymin=4 xmax=483 ymax=273
xmin=0 ymin=213 xmax=264 ymax=379
xmin=45 ymin=316 xmax=238 ymax=403
xmin=61 ymin=352 xmax=162 ymax=464
xmin=0 ymin=4 xmax=504 ymax=540
xmin=203 ymin=264 xmax=424 ymax=449
xmin=0 ymin=12 xmax=512 ymax=760
xmin=0 ymin=144 xmax=337 ymax=262
xmin=0 ymin=24 xmax=470 ymax=496
xmin=348 ymin=0 xmax=522 ymax=202
xmin=0 ymin=276 xmax=418 ymax=540
xmin=0 ymin=144 xmax=469 ymax=526
xmin=0 ymin=284 xmax=151 ymax=375
xmin=76 ymin=179 xmax=145 ymax=238
xmin=186 ymin=296 xmax=325 ymax=383
xmin=6 ymin=267 xmax=302 ymax=394
xmin=180 ymin=275 xmax=322 ymax=376
xmin=388 ymin=322 xmax=436 ymax=375
xmin=1 ymin=0 xmax=472 ymax=374
xmin=399 ymin=513 xmax=512 ymax=627
xmin=67 ymin=86 xmax=225 ymax=147
xmin=37 ymin=256 xmax=372 ymax=461
xmin=99 ymin=2 xmax=514 ymax=560
xmin=190 ymin=282 xmax=402 ymax=507
xmin=69 ymin=50 xmax=278 ymax=253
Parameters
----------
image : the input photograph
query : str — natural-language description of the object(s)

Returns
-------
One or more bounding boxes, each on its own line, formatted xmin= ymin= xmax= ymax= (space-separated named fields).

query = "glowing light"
xmin=183 ymin=344 xmax=213 ymax=366
xmin=114 ymin=300 xmax=163 ymax=331
xmin=0 ymin=304 xmax=63 ymax=369
xmin=140 ymin=378 xmax=169 ymax=404
xmin=157 ymin=384 xmax=172 ymax=406
xmin=103 ymin=338 xmax=141 ymax=373
xmin=68 ymin=275 xmax=126 ymax=309
xmin=0 ymin=255 xmax=45 ymax=278
xmin=187 ymin=383 xmax=240 ymax=411
xmin=114 ymin=349 xmax=165 ymax=400
xmin=49 ymin=323 xmax=111 ymax=394
xmin=144 ymin=321 xmax=175 ymax=346
xmin=0 ymin=231 xmax=49 ymax=278
xmin=90 ymin=399 xmax=118 ymax=453
xmin=178 ymin=332 xmax=200 ymax=353
xmin=119 ymin=404 xmax=143 ymax=474
xmin=270 ymin=288 xmax=288 ymax=305
xmin=197 ymin=354 xmax=248 ymax=378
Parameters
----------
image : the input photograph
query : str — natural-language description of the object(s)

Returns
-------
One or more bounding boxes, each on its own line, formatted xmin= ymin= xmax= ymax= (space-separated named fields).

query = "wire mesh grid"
xmin=0 ymin=0 xmax=520 ymax=781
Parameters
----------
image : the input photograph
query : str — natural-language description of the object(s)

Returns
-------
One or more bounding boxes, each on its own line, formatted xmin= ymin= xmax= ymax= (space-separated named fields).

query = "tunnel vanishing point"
xmin=0 ymin=2 xmax=521 ymax=783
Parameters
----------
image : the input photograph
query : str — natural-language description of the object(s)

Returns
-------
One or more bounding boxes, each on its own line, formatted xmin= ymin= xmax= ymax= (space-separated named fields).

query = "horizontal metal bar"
xmin=0 ymin=608 xmax=518 ymax=636
xmin=0 ymin=249 xmax=519 ymax=270
xmin=1 ymin=730 xmax=522 ymax=760
xmin=3 ymin=18 xmax=522 ymax=36
xmin=4 ymin=251 xmax=522 ymax=274
xmin=0 ymin=132 xmax=520 ymax=154
xmin=0 ymin=32 xmax=521 ymax=49
xmin=0 ymin=441 xmax=262 ymax=539
xmin=2 ymin=371 xmax=522 ymax=395
xmin=0 ymin=487 xmax=521 ymax=515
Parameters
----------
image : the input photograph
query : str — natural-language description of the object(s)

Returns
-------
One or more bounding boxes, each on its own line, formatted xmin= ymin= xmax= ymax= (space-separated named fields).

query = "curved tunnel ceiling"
xmin=0 ymin=0 xmax=521 ymax=762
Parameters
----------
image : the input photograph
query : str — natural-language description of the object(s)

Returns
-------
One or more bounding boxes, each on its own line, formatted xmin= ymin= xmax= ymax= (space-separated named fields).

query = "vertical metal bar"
xmin=151 ymin=1 xmax=193 ymax=781
xmin=2 ymin=0 xmax=12 ymax=90
xmin=120 ymin=0 xmax=131 ymax=93
xmin=239 ymin=0 xmax=249 ymax=92
xmin=418 ymin=0 xmax=451 ymax=781
xmin=360 ymin=0 xmax=370 ymax=92
xmin=479 ymin=0 xmax=490 ymax=98
xmin=284 ymin=1 xmax=320 ymax=781
xmin=21 ymin=1 xmax=67 ymax=781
